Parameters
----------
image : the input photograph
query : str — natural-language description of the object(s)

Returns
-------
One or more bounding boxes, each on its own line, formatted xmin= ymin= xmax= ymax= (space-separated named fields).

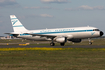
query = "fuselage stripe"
xmin=34 ymin=30 xmax=93 ymax=34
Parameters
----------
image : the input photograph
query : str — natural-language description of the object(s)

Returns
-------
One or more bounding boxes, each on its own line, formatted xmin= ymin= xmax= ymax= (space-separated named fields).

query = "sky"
xmin=0 ymin=0 xmax=105 ymax=36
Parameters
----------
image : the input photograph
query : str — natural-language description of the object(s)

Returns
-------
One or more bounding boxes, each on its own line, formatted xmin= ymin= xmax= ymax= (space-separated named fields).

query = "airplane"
xmin=5 ymin=15 xmax=104 ymax=46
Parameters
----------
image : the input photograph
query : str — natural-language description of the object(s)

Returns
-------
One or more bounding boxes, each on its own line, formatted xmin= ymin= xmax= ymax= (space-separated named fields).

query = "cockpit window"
xmin=93 ymin=29 xmax=100 ymax=31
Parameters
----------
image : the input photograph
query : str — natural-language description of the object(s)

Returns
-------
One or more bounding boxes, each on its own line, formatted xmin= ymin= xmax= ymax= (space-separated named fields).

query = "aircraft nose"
xmin=100 ymin=31 xmax=104 ymax=36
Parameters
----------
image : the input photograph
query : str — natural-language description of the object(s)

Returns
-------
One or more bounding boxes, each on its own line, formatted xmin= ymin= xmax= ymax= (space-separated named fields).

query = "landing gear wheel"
xmin=88 ymin=38 xmax=92 ymax=45
xmin=89 ymin=42 xmax=92 ymax=45
xmin=60 ymin=43 xmax=65 ymax=46
xmin=50 ymin=42 xmax=55 ymax=46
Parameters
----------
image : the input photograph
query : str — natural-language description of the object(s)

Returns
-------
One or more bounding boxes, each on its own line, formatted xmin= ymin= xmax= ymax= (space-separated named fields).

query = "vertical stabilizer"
xmin=10 ymin=15 xmax=28 ymax=32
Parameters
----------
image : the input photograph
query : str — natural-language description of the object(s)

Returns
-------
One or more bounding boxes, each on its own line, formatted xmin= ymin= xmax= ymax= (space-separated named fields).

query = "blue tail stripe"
xmin=13 ymin=25 xmax=23 ymax=27
xmin=11 ymin=18 xmax=17 ymax=20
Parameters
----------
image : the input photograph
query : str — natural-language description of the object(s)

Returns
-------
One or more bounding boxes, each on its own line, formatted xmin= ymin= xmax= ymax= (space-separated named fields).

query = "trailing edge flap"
xmin=24 ymin=33 xmax=56 ymax=38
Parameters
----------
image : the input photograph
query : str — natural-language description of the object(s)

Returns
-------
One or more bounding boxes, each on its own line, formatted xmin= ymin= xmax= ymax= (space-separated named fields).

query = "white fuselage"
xmin=16 ymin=26 xmax=101 ymax=40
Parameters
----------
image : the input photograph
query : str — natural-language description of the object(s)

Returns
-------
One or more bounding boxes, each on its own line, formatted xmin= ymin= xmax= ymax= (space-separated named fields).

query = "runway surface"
xmin=0 ymin=45 xmax=105 ymax=48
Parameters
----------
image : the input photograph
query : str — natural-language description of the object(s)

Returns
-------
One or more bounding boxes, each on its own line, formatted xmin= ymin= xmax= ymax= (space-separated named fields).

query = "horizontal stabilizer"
xmin=4 ymin=32 xmax=20 ymax=35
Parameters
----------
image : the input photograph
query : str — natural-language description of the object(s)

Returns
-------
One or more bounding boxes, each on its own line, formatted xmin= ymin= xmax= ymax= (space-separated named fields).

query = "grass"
xmin=0 ymin=48 xmax=105 ymax=70
xmin=0 ymin=39 xmax=50 ymax=43
xmin=0 ymin=38 xmax=105 ymax=70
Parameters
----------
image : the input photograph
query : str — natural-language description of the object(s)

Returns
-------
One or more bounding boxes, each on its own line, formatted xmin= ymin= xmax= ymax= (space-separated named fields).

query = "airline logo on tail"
xmin=11 ymin=15 xmax=18 ymax=26
xmin=12 ymin=20 xmax=18 ymax=26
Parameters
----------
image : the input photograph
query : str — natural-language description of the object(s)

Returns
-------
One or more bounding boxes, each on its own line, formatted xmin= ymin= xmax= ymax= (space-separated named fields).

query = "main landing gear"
xmin=50 ymin=38 xmax=55 ymax=46
xmin=50 ymin=42 xmax=65 ymax=46
xmin=50 ymin=42 xmax=55 ymax=46
xmin=60 ymin=43 xmax=65 ymax=46
xmin=50 ymin=38 xmax=65 ymax=46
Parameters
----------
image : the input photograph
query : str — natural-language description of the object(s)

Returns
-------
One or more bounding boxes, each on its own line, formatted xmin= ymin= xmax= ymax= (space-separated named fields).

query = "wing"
xmin=24 ymin=33 xmax=56 ymax=38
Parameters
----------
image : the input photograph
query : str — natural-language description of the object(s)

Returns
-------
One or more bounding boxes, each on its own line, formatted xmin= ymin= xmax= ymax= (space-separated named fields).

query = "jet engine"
xmin=55 ymin=37 xmax=67 ymax=43
xmin=68 ymin=39 xmax=81 ymax=43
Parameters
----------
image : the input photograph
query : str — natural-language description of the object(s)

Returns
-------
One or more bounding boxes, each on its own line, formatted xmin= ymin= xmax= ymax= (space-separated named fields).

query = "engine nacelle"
xmin=68 ymin=39 xmax=81 ymax=43
xmin=55 ymin=37 xmax=67 ymax=43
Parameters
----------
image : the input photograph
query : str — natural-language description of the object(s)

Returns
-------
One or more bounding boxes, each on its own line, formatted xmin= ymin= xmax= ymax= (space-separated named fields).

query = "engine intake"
xmin=68 ymin=39 xmax=81 ymax=43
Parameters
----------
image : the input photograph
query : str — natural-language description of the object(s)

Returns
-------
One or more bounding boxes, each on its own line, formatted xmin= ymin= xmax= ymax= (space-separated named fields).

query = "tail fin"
xmin=10 ymin=15 xmax=28 ymax=32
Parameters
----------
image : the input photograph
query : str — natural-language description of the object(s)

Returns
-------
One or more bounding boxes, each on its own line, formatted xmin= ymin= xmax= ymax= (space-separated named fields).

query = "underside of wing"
xmin=25 ymin=33 xmax=56 ymax=38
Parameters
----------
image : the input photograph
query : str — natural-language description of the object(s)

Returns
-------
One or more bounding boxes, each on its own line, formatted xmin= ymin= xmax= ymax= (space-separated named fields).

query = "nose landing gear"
xmin=88 ymin=38 xmax=92 ymax=45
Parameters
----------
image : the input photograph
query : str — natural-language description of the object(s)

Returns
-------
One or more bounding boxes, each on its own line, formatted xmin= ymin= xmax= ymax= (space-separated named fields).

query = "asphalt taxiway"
xmin=0 ymin=45 xmax=105 ymax=48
